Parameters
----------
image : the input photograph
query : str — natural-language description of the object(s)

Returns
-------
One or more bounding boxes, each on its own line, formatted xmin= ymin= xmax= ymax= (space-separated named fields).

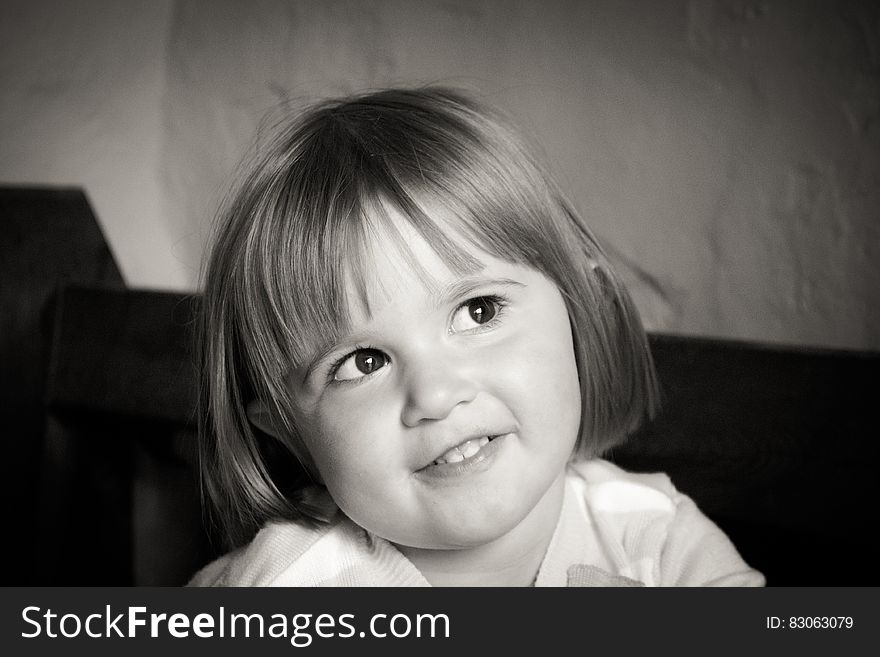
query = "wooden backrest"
xmin=0 ymin=186 xmax=123 ymax=585
xmin=42 ymin=286 xmax=214 ymax=585
xmin=614 ymin=334 xmax=878 ymax=585
xmin=42 ymin=286 xmax=879 ymax=585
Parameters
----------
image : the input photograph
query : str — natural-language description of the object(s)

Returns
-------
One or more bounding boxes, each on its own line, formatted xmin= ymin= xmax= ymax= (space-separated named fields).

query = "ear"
xmin=246 ymin=398 xmax=283 ymax=440
xmin=246 ymin=399 xmax=323 ymax=484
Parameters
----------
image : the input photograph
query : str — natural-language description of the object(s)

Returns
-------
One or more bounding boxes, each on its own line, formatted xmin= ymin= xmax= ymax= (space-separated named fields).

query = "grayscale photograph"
xmin=2 ymin=0 xmax=876 ymax=614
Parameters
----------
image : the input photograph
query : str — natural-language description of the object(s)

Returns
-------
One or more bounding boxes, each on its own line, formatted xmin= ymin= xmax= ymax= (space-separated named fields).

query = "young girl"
xmin=190 ymin=87 xmax=763 ymax=587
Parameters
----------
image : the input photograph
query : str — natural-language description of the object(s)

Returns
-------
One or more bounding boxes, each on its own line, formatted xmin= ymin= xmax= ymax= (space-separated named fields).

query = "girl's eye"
xmin=333 ymin=348 xmax=388 ymax=382
xmin=450 ymin=296 xmax=501 ymax=332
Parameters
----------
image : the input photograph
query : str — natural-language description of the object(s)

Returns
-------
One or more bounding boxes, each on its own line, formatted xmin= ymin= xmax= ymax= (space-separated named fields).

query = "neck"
xmin=395 ymin=472 xmax=567 ymax=587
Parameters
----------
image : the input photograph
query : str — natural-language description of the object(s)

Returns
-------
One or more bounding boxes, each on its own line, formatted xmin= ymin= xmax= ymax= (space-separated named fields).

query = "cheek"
xmin=492 ymin=310 xmax=581 ymax=441
xmin=303 ymin=393 xmax=397 ymax=488
xmin=530 ymin=339 xmax=580 ymax=428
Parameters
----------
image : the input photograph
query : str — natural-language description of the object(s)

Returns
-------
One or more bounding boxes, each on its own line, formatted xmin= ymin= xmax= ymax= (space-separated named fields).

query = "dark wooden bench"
xmin=41 ymin=285 xmax=879 ymax=585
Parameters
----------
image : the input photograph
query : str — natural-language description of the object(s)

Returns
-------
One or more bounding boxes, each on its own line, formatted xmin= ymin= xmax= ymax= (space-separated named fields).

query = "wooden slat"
xmin=614 ymin=333 xmax=879 ymax=584
xmin=47 ymin=285 xmax=200 ymax=425
xmin=1 ymin=186 xmax=123 ymax=585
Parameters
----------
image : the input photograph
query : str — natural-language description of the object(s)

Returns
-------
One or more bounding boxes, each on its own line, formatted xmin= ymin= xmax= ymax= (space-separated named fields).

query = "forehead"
xmin=351 ymin=203 xmax=484 ymax=314
xmin=288 ymin=200 xmax=486 ymax=367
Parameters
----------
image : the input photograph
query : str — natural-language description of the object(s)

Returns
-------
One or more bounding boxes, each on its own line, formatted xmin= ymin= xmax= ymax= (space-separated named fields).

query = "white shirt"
xmin=190 ymin=459 xmax=764 ymax=587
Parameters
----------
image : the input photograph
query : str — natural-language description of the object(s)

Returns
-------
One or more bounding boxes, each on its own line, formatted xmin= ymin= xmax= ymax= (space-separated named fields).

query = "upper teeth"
xmin=433 ymin=436 xmax=491 ymax=465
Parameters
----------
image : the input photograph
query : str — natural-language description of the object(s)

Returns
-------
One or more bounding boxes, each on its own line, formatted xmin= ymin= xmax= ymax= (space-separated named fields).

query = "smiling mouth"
xmin=431 ymin=435 xmax=499 ymax=465
xmin=415 ymin=433 xmax=508 ymax=480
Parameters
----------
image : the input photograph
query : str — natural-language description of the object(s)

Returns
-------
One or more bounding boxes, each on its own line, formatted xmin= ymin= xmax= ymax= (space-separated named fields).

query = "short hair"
xmin=198 ymin=86 xmax=658 ymax=547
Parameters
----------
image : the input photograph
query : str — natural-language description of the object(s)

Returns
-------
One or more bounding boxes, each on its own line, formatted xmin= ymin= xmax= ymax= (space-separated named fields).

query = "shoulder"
xmin=568 ymin=457 xmax=678 ymax=505
xmin=187 ymin=518 xmax=336 ymax=587
xmin=568 ymin=459 xmax=765 ymax=587
xmin=188 ymin=513 xmax=429 ymax=587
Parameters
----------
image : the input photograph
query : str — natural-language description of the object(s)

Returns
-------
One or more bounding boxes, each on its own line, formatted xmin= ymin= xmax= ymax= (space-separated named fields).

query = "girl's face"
xmin=288 ymin=208 xmax=581 ymax=550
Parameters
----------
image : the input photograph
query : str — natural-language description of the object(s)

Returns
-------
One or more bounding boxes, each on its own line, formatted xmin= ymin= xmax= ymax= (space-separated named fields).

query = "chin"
xmin=416 ymin=507 xmax=528 ymax=550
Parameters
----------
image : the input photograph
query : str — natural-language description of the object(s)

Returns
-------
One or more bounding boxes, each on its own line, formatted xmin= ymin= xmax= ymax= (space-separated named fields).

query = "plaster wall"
xmin=0 ymin=0 xmax=186 ymax=288
xmin=3 ymin=0 xmax=878 ymax=350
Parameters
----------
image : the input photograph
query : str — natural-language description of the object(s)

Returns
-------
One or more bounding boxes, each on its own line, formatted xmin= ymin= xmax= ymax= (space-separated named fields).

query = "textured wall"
xmin=3 ymin=0 xmax=878 ymax=349
xmin=0 ymin=0 xmax=187 ymax=288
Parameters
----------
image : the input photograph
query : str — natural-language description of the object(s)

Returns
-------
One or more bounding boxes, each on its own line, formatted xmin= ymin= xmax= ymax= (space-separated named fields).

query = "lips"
xmin=432 ymin=435 xmax=495 ymax=465
xmin=415 ymin=433 xmax=510 ymax=480
xmin=418 ymin=428 xmax=513 ymax=472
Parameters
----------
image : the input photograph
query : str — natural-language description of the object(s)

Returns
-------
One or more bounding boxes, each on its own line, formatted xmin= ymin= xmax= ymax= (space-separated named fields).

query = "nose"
xmin=400 ymin=351 xmax=478 ymax=427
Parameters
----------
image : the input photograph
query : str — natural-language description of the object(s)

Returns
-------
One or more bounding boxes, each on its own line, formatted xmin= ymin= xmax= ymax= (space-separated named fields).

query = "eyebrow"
xmin=431 ymin=276 xmax=525 ymax=307
xmin=299 ymin=276 xmax=526 ymax=384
